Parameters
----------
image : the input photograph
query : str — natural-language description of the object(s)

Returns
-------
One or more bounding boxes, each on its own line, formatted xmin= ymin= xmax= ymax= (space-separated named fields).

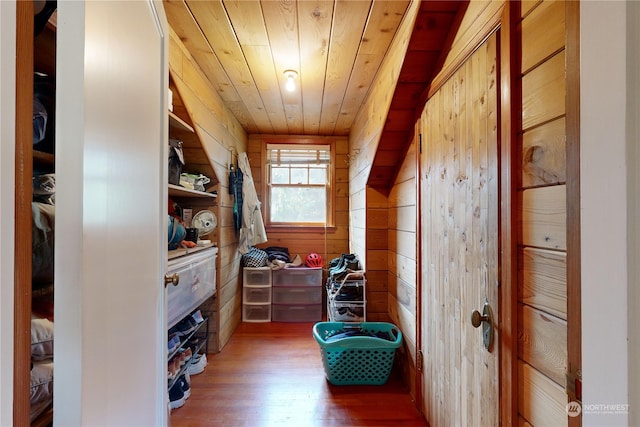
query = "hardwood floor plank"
xmin=170 ymin=322 xmax=427 ymax=426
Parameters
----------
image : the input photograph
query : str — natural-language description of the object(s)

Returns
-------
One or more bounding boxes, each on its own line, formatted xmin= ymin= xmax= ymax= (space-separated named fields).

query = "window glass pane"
xmin=309 ymin=167 xmax=326 ymax=184
xmin=290 ymin=167 xmax=307 ymax=184
xmin=271 ymin=187 xmax=326 ymax=222
xmin=271 ymin=167 xmax=289 ymax=184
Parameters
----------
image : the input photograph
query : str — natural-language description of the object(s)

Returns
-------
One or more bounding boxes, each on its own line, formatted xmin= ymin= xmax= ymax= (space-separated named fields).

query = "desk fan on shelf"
xmin=191 ymin=209 xmax=217 ymax=245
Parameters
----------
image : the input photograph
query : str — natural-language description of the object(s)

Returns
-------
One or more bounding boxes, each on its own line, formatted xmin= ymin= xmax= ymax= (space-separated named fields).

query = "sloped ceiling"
xmin=164 ymin=0 xmax=466 ymax=190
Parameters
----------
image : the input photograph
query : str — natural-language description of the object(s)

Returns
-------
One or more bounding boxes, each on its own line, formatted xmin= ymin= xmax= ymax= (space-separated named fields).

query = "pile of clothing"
xmin=242 ymin=246 xmax=302 ymax=270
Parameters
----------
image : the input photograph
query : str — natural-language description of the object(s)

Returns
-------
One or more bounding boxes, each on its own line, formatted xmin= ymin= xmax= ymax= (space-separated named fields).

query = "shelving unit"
xmin=326 ymin=271 xmax=367 ymax=323
xmin=167 ymin=315 xmax=209 ymax=392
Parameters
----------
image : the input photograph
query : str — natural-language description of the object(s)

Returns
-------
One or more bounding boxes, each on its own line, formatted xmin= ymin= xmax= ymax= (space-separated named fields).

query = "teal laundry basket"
xmin=313 ymin=322 xmax=403 ymax=385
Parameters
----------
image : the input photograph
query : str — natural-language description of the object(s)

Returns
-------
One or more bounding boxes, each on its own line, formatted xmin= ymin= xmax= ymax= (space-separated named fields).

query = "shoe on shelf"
xmin=170 ymin=316 xmax=198 ymax=337
xmin=179 ymin=347 xmax=192 ymax=363
xmin=178 ymin=374 xmax=191 ymax=400
xmin=191 ymin=310 xmax=205 ymax=324
xmin=167 ymin=333 xmax=180 ymax=355
xmin=169 ymin=384 xmax=185 ymax=410
xmin=188 ymin=353 xmax=207 ymax=375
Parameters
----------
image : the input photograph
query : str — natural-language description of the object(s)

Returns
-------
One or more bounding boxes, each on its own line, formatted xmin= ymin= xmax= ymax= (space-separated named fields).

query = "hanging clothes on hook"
xmin=237 ymin=152 xmax=267 ymax=253
xmin=229 ymin=164 xmax=243 ymax=230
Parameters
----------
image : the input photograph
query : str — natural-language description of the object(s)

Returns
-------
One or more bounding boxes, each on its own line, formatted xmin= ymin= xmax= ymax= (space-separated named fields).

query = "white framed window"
xmin=265 ymin=143 xmax=334 ymax=227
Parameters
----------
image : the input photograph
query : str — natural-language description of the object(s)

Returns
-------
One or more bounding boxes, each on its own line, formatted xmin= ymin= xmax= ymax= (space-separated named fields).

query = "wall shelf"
xmin=168 ymin=184 xmax=216 ymax=199
xmin=169 ymin=111 xmax=194 ymax=133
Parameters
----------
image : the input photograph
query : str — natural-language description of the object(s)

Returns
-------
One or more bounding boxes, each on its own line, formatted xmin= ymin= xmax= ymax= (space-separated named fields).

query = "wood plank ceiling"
xmin=164 ymin=0 xmax=466 ymax=191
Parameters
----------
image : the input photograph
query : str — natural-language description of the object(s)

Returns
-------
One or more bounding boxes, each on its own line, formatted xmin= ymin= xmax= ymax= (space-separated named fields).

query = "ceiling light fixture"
xmin=284 ymin=70 xmax=297 ymax=92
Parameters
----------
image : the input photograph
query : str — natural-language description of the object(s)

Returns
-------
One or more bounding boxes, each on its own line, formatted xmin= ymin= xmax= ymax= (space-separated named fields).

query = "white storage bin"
xmin=243 ymin=267 xmax=272 ymax=287
xmin=167 ymin=247 xmax=218 ymax=329
xmin=243 ymin=286 xmax=272 ymax=304
xmin=272 ymin=286 xmax=322 ymax=305
xmin=272 ymin=267 xmax=322 ymax=287
xmin=272 ymin=304 xmax=322 ymax=322
xmin=243 ymin=304 xmax=271 ymax=322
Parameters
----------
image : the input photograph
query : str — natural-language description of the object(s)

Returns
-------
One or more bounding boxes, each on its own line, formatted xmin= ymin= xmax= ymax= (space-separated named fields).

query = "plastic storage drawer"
xmin=272 ymin=286 xmax=322 ymax=305
xmin=243 ymin=286 xmax=272 ymax=304
xmin=243 ymin=304 xmax=271 ymax=322
xmin=167 ymin=248 xmax=218 ymax=329
xmin=243 ymin=267 xmax=272 ymax=287
xmin=272 ymin=267 xmax=322 ymax=287
xmin=272 ymin=304 xmax=322 ymax=322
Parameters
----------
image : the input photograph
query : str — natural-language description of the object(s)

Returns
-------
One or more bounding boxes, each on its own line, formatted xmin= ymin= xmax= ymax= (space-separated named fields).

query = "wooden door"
xmin=419 ymin=32 xmax=500 ymax=426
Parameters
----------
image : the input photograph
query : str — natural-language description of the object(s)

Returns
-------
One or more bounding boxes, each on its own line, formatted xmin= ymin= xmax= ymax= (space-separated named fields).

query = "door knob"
xmin=471 ymin=299 xmax=494 ymax=351
xmin=164 ymin=273 xmax=179 ymax=288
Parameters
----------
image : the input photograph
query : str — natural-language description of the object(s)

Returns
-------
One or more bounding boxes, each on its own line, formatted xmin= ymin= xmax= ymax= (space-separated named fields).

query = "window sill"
xmin=266 ymin=225 xmax=337 ymax=233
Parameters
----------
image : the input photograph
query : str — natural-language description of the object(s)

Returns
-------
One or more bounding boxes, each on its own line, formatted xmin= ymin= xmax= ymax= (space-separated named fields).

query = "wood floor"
xmin=170 ymin=321 xmax=428 ymax=427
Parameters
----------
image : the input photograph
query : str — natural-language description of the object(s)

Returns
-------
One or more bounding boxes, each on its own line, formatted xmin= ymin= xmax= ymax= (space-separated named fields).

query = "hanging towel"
xmin=237 ymin=152 xmax=267 ymax=254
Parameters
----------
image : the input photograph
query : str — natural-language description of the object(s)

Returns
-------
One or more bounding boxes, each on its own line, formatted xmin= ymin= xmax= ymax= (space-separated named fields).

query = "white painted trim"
xmin=0 ymin=1 xmax=16 ymax=425
xmin=627 ymin=1 xmax=640 ymax=425
xmin=581 ymin=2 xmax=630 ymax=425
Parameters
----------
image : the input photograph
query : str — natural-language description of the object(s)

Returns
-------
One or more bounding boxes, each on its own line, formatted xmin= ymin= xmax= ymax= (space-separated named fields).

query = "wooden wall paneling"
xmin=388 ymin=177 xmax=417 ymax=208
xmin=366 ymin=249 xmax=388 ymax=270
xmin=519 ymin=304 xmax=568 ymax=385
xmin=169 ymin=29 xmax=248 ymax=352
xmin=389 ymin=230 xmax=417 ymax=260
xmin=388 ymin=205 xmax=417 ymax=232
xmin=520 ymin=247 xmax=567 ymax=319
xmin=522 ymin=117 xmax=567 ymax=187
xmin=217 ymin=294 xmax=242 ymax=348
xmin=365 ymin=270 xmax=388 ymax=293
xmin=520 ymin=0 xmax=566 ymax=74
xmin=367 ymin=229 xmax=388 ymax=250
xmin=390 ymin=250 xmax=417 ymax=288
xmin=521 ymin=185 xmax=567 ymax=250
xmin=350 ymin=209 xmax=367 ymax=232
xmin=521 ymin=1 xmax=542 ymax=19
xmin=518 ymin=361 xmax=568 ymax=427
xmin=429 ymin=1 xmax=503 ymax=96
xmin=521 ymin=51 xmax=566 ymax=130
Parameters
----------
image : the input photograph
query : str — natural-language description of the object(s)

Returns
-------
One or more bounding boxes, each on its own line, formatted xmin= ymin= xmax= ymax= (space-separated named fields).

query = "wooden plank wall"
xmin=168 ymin=28 xmax=248 ymax=352
xmin=517 ymin=1 xmax=569 ymax=425
xmin=246 ymin=135 xmax=350 ymax=270
xmin=346 ymin=0 xmax=420 ymax=398
xmin=387 ymin=137 xmax=418 ymax=393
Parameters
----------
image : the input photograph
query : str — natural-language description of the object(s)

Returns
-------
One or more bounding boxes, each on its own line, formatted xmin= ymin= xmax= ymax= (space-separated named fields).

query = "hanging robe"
xmin=237 ymin=152 xmax=267 ymax=253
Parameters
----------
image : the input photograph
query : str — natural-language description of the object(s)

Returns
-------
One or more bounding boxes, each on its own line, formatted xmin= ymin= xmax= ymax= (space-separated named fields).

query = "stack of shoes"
xmin=329 ymin=253 xmax=362 ymax=282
